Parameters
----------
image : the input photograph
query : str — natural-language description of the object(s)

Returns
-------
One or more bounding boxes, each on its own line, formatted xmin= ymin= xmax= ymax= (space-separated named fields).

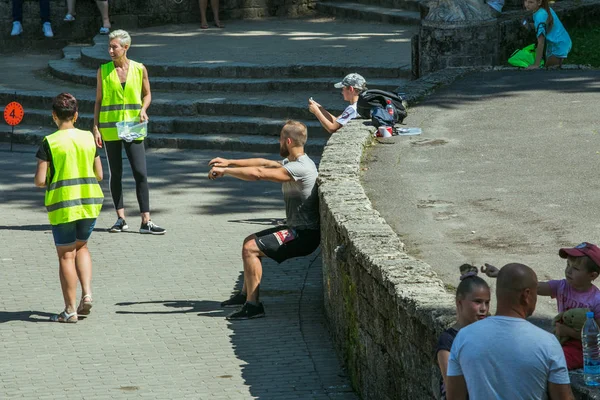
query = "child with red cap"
xmin=482 ymin=242 xmax=600 ymax=370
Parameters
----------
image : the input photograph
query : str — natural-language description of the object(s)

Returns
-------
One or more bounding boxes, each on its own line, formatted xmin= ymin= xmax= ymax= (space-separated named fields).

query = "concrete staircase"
xmin=0 ymin=20 xmax=415 ymax=153
xmin=316 ymin=0 xmax=421 ymax=25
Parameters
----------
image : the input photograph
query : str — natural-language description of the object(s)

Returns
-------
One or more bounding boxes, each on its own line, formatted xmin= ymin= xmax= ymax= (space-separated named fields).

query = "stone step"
xmin=78 ymin=42 xmax=411 ymax=79
xmin=316 ymin=2 xmax=421 ymax=25
xmin=0 ymin=89 xmax=350 ymax=121
xmin=325 ymin=0 xmax=422 ymax=12
xmin=48 ymin=57 xmax=410 ymax=92
xmin=0 ymin=124 xmax=327 ymax=155
xmin=0 ymin=106 xmax=330 ymax=138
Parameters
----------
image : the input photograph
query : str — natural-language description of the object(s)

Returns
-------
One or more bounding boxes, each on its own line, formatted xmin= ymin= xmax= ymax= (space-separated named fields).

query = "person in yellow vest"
xmin=92 ymin=29 xmax=166 ymax=235
xmin=34 ymin=93 xmax=104 ymax=323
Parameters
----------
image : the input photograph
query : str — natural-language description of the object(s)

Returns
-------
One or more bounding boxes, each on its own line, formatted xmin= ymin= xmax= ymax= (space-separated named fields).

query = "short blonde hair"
xmin=281 ymin=120 xmax=307 ymax=147
xmin=108 ymin=30 xmax=131 ymax=47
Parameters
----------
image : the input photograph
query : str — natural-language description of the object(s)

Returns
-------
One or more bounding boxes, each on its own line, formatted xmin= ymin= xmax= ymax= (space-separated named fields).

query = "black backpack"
xmin=357 ymin=89 xmax=407 ymax=125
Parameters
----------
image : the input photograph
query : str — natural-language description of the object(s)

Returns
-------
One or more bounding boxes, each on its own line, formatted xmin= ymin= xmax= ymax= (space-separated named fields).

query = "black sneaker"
xmin=226 ymin=302 xmax=265 ymax=320
xmin=221 ymin=291 xmax=247 ymax=308
xmin=140 ymin=220 xmax=166 ymax=235
xmin=108 ymin=218 xmax=128 ymax=233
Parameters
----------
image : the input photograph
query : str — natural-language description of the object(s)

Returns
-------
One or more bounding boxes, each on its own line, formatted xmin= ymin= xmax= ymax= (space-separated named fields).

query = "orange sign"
xmin=4 ymin=102 xmax=24 ymax=126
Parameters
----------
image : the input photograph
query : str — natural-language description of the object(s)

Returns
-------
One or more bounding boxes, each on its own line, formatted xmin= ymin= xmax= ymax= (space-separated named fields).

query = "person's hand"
xmin=554 ymin=322 xmax=569 ymax=337
xmin=481 ymin=263 xmax=499 ymax=278
xmin=308 ymin=98 xmax=321 ymax=115
xmin=93 ymin=126 xmax=103 ymax=148
xmin=208 ymin=157 xmax=230 ymax=168
xmin=208 ymin=166 xmax=225 ymax=180
xmin=140 ymin=109 xmax=149 ymax=122
xmin=526 ymin=64 xmax=540 ymax=70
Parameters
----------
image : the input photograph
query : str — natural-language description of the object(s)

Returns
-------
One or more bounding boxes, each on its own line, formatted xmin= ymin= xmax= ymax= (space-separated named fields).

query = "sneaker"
xmin=226 ymin=302 xmax=265 ymax=320
xmin=140 ymin=220 xmax=166 ymax=235
xmin=42 ymin=22 xmax=53 ymax=38
xmin=99 ymin=26 xmax=110 ymax=35
xmin=221 ymin=291 xmax=246 ymax=308
xmin=11 ymin=21 xmax=23 ymax=36
xmin=108 ymin=218 xmax=128 ymax=233
xmin=64 ymin=14 xmax=75 ymax=22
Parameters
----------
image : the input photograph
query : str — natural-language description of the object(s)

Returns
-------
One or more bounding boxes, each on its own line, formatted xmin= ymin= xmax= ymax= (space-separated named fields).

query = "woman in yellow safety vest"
xmin=35 ymin=93 xmax=104 ymax=323
xmin=92 ymin=29 xmax=166 ymax=235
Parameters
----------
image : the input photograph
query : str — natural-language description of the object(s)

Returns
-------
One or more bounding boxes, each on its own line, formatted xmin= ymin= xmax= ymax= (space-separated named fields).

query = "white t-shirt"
xmin=447 ymin=316 xmax=569 ymax=400
xmin=336 ymin=103 xmax=359 ymax=126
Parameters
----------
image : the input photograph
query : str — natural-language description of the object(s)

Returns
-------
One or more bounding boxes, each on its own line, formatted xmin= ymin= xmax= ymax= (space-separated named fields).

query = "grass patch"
xmin=567 ymin=25 xmax=600 ymax=67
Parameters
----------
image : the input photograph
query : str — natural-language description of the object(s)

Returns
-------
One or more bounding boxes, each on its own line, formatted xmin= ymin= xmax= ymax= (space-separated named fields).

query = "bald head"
xmin=496 ymin=263 xmax=538 ymax=317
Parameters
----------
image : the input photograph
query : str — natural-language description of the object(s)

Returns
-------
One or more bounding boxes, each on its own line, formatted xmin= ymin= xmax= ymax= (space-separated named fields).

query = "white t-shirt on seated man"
xmin=446 ymin=263 xmax=573 ymax=400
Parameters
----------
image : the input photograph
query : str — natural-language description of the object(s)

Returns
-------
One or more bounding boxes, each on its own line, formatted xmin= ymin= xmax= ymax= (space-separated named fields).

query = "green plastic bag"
xmin=508 ymin=44 xmax=545 ymax=68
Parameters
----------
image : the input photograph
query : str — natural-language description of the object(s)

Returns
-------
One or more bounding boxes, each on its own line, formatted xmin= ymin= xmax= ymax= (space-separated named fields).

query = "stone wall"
xmin=0 ymin=0 xmax=316 ymax=51
xmin=416 ymin=0 xmax=600 ymax=77
xmin=318 ymin=120 xmax=456 ymax=400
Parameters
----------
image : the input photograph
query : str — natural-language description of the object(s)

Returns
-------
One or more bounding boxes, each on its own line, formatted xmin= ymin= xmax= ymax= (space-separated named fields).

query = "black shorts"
xmin=255 ymin=226 xmax=320 ymax=264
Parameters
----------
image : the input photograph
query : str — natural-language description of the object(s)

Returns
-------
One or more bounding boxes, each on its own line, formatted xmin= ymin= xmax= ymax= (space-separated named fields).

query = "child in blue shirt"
xmin=524 ymin=0 xmax=572 ymax=69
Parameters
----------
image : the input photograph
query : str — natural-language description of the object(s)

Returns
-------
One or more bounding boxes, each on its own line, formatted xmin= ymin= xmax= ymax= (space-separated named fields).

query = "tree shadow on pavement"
xmin=420 ymin=70 xmax=600 ymax=110
xmin=0 ymin=224 xmax=51 ymax=232
xmin=114 ymin=300 xmax=226 ymax=317
xmin=0 ymin=310 xmax=54 ymax=323
xmin=222 ymin=252 xmax=357 ymax=399
xmin=0 ymin=146 xmax=293 ymax=217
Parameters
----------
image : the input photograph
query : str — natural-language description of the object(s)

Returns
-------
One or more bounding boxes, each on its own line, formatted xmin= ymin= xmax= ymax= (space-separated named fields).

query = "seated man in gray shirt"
xmin=446 ymin=263 xmax=573 ymax=400
xmin=208 ymin=120 xmax=320 ymax=320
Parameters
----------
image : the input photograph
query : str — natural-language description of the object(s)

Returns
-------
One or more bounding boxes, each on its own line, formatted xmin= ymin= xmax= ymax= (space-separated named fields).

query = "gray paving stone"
xmin=0 ymin=143 xmax=356 ymax=399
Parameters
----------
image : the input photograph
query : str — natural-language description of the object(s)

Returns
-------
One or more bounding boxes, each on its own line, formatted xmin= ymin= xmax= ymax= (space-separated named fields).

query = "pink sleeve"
xmin=547 ymin=280 xmax=562 ymax=299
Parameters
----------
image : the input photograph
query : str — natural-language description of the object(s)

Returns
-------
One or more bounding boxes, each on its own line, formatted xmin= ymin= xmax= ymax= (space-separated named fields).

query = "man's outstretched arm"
xmin=209 ymin=165 xmax=294 ymax=183
xmin=209 ymin=157 xmax=281 ymax=169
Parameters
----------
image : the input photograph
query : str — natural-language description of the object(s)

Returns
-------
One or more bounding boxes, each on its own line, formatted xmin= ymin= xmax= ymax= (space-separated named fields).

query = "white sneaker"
xmin=64 ymin=14 xmax=75 ymax=22
xmin=11 ymin=21 xmax=23 ymax=36
xmin=42 ymin=22 xmax=53 ymax=38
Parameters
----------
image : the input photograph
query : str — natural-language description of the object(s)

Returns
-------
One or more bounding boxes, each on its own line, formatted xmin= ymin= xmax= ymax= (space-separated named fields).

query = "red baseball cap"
xmin=559 ymin=242 xmax=600 ymax=269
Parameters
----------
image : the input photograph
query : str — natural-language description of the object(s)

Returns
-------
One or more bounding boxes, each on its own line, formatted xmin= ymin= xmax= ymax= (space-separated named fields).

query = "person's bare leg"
xmin=545 ymin=56 xmax=563 ymax=68
xmin=66 ymin=0 xmax=76 ymax=16
xmin=74 ymin=241 xmax=92 ymax=299
xmin=57 ymin=245 xmax=78 ymax=314
xmin=95 ymin=0 xmax=111 ymax=29
xmin=116 ymin=208 xmax=126 ymax=220
xmin=141 ymin=211 xmax=150 ymax=224
xmin=211 ymin=0 xmax=223 ymax=27
xmin=242 ymin=238 xmax=264 ymax=303
xmin=199 ymin=0 xmax=208 ymax=27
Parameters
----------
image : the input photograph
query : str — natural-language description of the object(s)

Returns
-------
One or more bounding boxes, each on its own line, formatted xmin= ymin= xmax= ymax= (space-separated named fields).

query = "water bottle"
xmin=582 ymin=311 xmax=600 ymax=386
xmin=385 ymin=99 xmax=394 ymax=117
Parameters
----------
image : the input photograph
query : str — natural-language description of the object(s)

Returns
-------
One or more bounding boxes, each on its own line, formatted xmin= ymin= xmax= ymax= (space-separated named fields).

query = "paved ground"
xmin=0 ymin=143 xmax=357 ymax=399
xmin=362 ymin=69 xmax=600 ymax=328
xmin=106 ymin=18 xmax=415 ymax=68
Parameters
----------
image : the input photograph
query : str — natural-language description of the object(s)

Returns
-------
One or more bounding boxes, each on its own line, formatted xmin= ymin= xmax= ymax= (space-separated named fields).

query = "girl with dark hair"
xmin=524 ymin=0 xmax=571 ymax=69
xmin=436 ymin=265 xmax=491 ymax=399
xmin=35 ymin=93 xmax=104 ymax=323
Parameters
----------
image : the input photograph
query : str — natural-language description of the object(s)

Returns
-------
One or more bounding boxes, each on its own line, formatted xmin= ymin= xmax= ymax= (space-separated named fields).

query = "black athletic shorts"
xmin=255 ymin=226 xmax=320 ymax=264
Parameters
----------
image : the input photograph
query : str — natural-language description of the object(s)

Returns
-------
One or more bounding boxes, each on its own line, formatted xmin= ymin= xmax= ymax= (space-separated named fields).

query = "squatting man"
xmin=208 ymin=120 xmax=320 ymax=320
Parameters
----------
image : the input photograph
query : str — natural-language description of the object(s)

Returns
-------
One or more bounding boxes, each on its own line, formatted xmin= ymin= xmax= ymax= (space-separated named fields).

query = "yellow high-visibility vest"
xmin=98 ymin=60 xmax=144 ymax=141
xmin=44 ymin=129 xmax=104 ymax=225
